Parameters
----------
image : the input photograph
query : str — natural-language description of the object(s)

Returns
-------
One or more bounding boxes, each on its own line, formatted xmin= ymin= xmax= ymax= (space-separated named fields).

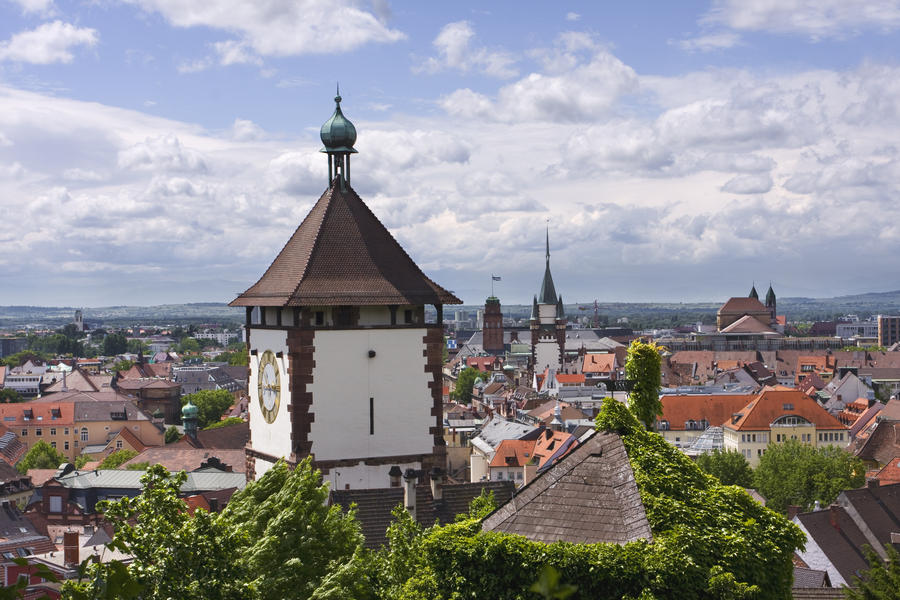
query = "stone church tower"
xmin=482 ymin=296 xmax=504 ymax=354
xmin=231 ymin=93 xmax=462 ymax=488
xmin=530 ymin=229 xmax=566 ymax=374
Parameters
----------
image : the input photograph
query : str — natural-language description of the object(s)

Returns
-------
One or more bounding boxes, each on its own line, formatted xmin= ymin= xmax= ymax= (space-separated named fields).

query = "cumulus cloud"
xmin=8 ymin=0 xmax=55 ymax=15
xmin=0 ymin=21 xmax=98 ymax=64
xmin=231 ymin=118 xmax=265 ymax=141
xmin=124 ymin=0 xmax=405 ymax=56
xmin=441 ymin=36 xmax=637 ymax=122
xmin=722 ymin=173 xmax=773 ymax=194
xmin=213 ymin=39 xmax=261 ymax=66
xmin=415 ymin=21 xmax=518 ymax=79
xmin=117 ymin=135 xmax=208 ymax=173
xmin=703 ymin=0 xmax=900 ymax=39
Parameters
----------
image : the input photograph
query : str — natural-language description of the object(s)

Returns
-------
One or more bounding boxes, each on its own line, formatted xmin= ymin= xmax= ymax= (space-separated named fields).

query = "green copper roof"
xmin=749 ymin=285 xmax=759 ymax=300
xmin=538 ymin=228 xmax=558 ymax=305
xmin=182 ymin=401 xmax=198 ymax=419
xmin=320 ymin=90 xmax=358 ymax=154
xmin=766 ymin=284 xmax=776 ymax=306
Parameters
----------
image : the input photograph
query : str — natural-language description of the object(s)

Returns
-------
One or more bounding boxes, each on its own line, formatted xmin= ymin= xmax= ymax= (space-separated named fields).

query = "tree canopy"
xmin=103 ymin=332 xmax=128 ymax=356
xmin=0 ymin=389 xmax=23 ymax=403
xmin=97 ymin=449 xmax=139 ymax=470
xmin=452 ymin=367 xmax=482 ymax=404
xmin=17 ymin=440 xmax=66 ymax=474
xmin=754 ymin=439 xmax=865 ymax=513
xmin=696 ymin=449 xmax=754 ymax=488
xmin=181 ymin=390 xmax=235 ymax=429
xmin=846 ymin=544 xmax=900 ymax=600
xmin=624 ymin=340 xmax=663 ymax=430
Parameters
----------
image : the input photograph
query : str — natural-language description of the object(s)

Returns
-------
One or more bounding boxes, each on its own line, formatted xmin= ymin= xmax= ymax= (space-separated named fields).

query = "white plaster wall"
xmin=470 ymin=450 xmax=489 ymax=482
xmin=254 ymin=456 xmax=277 ymax=480
xmin=308 ymin=328 xmax=433 ymax=461
xmin=538 ymin=304 xmax=556 ymax=322
xmin=535 ymin=342 xmax=560 ymax=372
xmin=359 ymin=306 xmax=390 ymax=326
xmin=248 ymin=328 xmax=292 ymax=460
xmin=324 ymin=460 xmax=420 ymax=490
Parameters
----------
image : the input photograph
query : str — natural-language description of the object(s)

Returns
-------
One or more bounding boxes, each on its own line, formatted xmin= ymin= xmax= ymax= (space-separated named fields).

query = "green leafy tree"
xmin=17 ymin=440 xmax=66 ymax=474
xmin=126 ymin=462 xmax=150 ymax=471
xmin=164 ymin=425 xmax=182 ymax=444
xmin=63 ymin=465 xmax=241 ymax=600
xmin=755 ymin=439 xmax=865 ymax=513
xmin=113 ymin=359 xmax=134 ymax=372
xmin=625 ymin=340 xmax=663 ymax=430
xmin=452 ymin=367 xmax=481 ymax=404
xmin=215 ymin=350 xmax=249 ymax=367
xmin=74 ymin=454 xmax=91 ymax=469
xmin=0 ymin=389 xmax=22 ymax=403
xmin=203 ymin=417 xmax=243 ymax=430
xmin=181 ymin=390 xmax=235 ymax=429
xmin=696 ymin=449 xmax=754 ymax=488
xmin=846 ymin=544 xmax=900 ymax=600
xmin=2 ymin=350 xmax=50 ymax=367
xmin=98 ymin=449 xmax=139 ymax=469
xmin=126 ymin=338 xmax=150 ymax=354
xmin=103 ymin=332 xmax=128 ymax=356
xmin=179 ymin=338 xmax=201 ymax=354
xmin=220 ymin=458 xmax=367 ymax=599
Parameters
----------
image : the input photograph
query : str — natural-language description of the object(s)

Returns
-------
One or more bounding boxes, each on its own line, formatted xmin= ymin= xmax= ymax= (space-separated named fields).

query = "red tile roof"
xmin=554 ymin=373 xmax=585 ymax=385
xmin=489 ymin=439 xmax=535 ymax=468
xmin=230 ymin=179 xmax=462 ymax=307
xmin=720 ymin=315 xmax=777 ymax=334
xmin=873 ymin=457 xmax=900 ymax=485
xmin=0 ymin=402 xmax=75 ymax=426
xmin=726 ymin=389 xmax=847 ymax=431
xmin=719 ymin=297 xmax=769 ymax=314
xmin=660 ymin=394 xmax=755 ymax=430
xmin=582 ymin=353 xmax=615 ymax=373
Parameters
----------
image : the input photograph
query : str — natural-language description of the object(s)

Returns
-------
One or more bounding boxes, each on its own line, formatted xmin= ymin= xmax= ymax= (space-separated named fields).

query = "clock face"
xmin=257 ymin=350 xmax=281 ymax=424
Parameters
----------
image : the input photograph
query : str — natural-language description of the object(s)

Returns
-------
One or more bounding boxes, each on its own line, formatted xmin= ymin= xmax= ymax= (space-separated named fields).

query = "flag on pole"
xmin=492 ymin=275 xmax=502 ymax=281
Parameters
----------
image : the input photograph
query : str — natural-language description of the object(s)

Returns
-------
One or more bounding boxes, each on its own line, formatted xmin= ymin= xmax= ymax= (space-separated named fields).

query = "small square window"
xmin=315 ymin=311 xmax=324 ymax=326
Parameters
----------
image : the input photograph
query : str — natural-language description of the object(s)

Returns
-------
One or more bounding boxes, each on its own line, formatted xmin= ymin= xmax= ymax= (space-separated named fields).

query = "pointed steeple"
xmin=765 ymin=283 xmax=776 ymax=307
xmin=749 ymin=284 xmax=759 ymax=300
xmin=556 ymin=295 xmax=565 ymax=320
xmin=530 ymin=295 xmax=539 ymax=321
xmin=538 ymin=227 xmax=557 ymax=305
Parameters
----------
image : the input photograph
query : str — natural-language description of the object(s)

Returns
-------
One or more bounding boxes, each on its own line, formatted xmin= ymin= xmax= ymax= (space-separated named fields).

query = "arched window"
xmin=80 ymin=428 xmax=88 ymax=442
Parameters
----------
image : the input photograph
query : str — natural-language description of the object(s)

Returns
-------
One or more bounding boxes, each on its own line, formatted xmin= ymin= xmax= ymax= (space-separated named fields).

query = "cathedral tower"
xmin=483 ymin=296 xmax=504 ymax=354
xmin=530 ymin=229 xmax=566 ymax=373
xmin=232 ymin=93 xmax=462 ymax=488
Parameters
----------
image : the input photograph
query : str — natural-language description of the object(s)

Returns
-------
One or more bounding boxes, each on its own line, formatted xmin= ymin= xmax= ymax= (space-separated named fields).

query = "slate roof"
xmin=0 ymin=502 xmax=55 ymax=556
xmin=0 ymin=430 xmax=26 ymax=465
xmin=481 ymin=430 xmax=652 ymax=545
xmin=854 ymin=420 xmax=900 ymax=465
xmin=470 ymin=419 xmax=538 ymax=454
xmin=795 ymin=506 xmax=870 ymax=584
xmin=231 ymin=179 xmax=462 ymax=307
xmin=792 ymin=566 xmax=829 ymax=588
xmin=331 ymin=481 xmax=515 ymax=549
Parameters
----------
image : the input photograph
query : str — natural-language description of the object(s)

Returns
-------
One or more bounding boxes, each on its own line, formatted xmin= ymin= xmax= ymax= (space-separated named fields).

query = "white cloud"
xmin=721 ymin=173 xmax=773 ymax=194
xmin=677 ymin=31 xmax=742 ymax=52
xmin=177 ymin=57 xmax=212 ymax=73
xmin=440 ymin=36 xmax=637 ymax=122
xmin=63 ymin=168 xmax=104 ymax=182
xmin=8 ymin=0 xmax=56 ymax=16
xmin=213 ymin=39 xmax=261 ymax=66
xmin=231 ymin=118 xmax=265 ymax=141
xmin=0 ymin=21 xmax=98 ymax=64
xmin=117 ymin=135 xmax=208 ymax=173
xmin=565 ymin=12 xmax=580 ymax=21
xmin=703 ymin=0 xmax=900 ymax=39
xmin=415 ymin=21 xmax=517 ymax=79
xmin=124 ymin=0 xmax=405 ymax=56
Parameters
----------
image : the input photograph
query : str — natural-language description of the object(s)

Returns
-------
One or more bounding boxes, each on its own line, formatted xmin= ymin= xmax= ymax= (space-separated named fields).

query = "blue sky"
xmin=3 ymin=1 xmax=900 ymax=307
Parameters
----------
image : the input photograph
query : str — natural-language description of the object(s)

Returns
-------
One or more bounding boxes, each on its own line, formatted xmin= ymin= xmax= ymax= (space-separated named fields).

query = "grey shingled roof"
xmin=482 ymin=430 xmax=652 ymax=545
xmin=471 ymin=419 xmax=538 ymax=453
xmin=53 ymin=469 xmax=246 ymax=493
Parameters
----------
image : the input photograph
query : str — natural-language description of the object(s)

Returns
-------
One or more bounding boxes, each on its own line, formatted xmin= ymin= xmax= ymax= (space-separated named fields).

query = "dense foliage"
xmin=846 ymin=544 xmax=900 ymax=599
xmin=696 ymin=449 xmax=754 ymax=488
xmin=452 ymin=367 xmax=481 ymax=404
xmin=754 ymin=439 xmax=865 ymax=512
xmin=103 ymin=333 xmax=128 ymax=356
xmin=97 ymin=449 xmax=138 ymax=470
xmin=181 ymin=390 xmax=235 ymax=429
xmin=17 ymin=440 xmax=66 ymax=474
xmin=625 ymin=340 xmax=663 ymax=430
xmin=164 ymin=425 xmax=182 ymax=444
xmin=0 ymin=389 xmax=22 ymax=403
xmin=203 ymin=417 xmax=244 ymax=430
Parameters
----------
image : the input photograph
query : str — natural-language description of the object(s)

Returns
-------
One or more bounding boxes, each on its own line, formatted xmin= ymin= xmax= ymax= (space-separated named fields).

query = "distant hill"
xmin=3 ymin=290 xmax=900 ymax=329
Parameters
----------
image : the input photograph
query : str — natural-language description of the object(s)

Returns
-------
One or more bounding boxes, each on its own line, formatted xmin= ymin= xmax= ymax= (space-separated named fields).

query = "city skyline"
xmin=3 ymin=1 xmax=900 ymax=306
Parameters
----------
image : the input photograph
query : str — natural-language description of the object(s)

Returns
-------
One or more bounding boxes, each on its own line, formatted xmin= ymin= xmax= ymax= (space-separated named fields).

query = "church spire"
xmin=749 ymin=283 xmax=759 ymax=300
xmin=538 ymin=226 xmax=557 ymax=305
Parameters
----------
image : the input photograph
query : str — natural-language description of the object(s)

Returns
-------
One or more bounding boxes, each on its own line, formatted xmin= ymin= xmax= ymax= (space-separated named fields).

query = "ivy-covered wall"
xmin=405 ymin=399 xmax=805 ymax=600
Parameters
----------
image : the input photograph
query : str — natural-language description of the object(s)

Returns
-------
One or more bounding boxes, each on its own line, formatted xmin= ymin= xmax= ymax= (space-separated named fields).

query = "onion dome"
xmin=182 ymin=400 xmax=198 ymax=420
xmin=320 ymin=91 xmax=358 ymax=154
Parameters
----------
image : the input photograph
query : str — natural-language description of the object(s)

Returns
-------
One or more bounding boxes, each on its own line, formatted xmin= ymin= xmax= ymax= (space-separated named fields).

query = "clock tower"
xmin=530 ymin=228 xmax=566 ymax=374
xmin=231 ymin=93 xmax=462 ymax=488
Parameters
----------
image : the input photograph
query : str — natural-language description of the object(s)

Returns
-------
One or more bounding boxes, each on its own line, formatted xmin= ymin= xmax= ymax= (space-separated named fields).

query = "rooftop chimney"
xmin=388 ymin=465 xmax=402 ymax=488
xmin=403 ymin=469 xmax=418 ymax=521
xmin=829 ymin=505 xmax=841 ymax=530
xmin=868 ymin=478 xmax=880 ymax=490
xmin=429 ymin=466 xmax=444 ymax=502
xmin=786 ymin=505 xmax=801 ymax=520
xmin=63 ymin=531 xmax=79 ymax=566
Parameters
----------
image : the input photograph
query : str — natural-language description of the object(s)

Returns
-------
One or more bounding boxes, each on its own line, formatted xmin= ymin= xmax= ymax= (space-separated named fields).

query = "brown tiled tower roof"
xmin=231 ymin=178 xmax=462 ymax=307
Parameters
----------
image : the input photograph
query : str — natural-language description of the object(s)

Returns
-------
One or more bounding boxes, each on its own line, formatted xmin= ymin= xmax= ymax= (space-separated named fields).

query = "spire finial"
xmin=545 ymin=220 xmax=550 ymax=263
xmin=336 ymin=82 xmax=341 ymax=103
